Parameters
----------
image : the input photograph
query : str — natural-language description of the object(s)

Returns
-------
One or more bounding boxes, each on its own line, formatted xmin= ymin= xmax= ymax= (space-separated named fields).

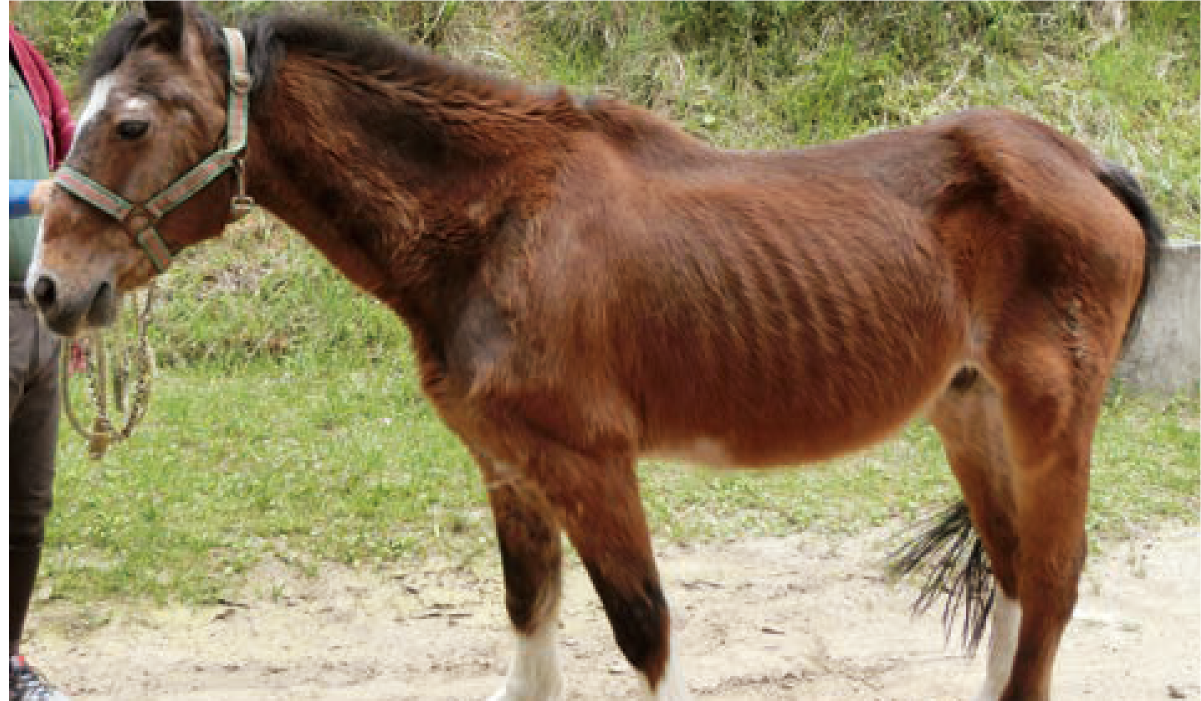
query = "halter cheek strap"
xmin=54 ymin=28 xmax=254 ymax=273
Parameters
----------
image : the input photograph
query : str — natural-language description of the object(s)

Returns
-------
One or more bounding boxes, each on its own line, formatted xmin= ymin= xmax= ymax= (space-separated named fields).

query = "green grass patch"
xmin=507 ymin=1 xmax=1198 ymax=237
xmin=49 ymin=362 xmax=486 ymax=605
xmin=46 ymin=360 xmax=1199 ymax=606
xmin=147 ymin=211 xmax=410 ymax=371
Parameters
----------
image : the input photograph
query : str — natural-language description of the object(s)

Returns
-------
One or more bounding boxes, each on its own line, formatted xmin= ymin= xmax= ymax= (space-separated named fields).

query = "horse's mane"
xmin=242 ymin=13 xmax=526 ymax=105
xmin=84 ymin=7 xmax=527 ymax=105
xmin=82 ymin=4 xmax=707 ymax=161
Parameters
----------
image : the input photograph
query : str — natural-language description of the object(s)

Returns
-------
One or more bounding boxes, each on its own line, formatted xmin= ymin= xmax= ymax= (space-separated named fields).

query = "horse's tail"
xmin=1094 ymin=160 xmax=1166 ymax=352
xmin=887 ymin=501 xmax=994 ymax=655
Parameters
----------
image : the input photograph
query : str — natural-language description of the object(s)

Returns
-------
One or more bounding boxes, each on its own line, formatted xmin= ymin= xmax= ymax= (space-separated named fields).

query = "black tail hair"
xmin=887 ymin=501 xmax=995 ymax=656
xmin=1095 ymin=161 xmax=1167 ymax=352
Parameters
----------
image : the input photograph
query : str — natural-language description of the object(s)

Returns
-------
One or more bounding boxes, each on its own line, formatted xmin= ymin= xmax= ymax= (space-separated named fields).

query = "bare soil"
xmin=26 ymin=526 xmax=1198 ymax=700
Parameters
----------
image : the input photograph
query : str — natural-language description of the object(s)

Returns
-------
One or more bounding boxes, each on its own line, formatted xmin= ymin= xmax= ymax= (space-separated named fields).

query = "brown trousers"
xmin=9 ymin=286 xmax=61 ymax=655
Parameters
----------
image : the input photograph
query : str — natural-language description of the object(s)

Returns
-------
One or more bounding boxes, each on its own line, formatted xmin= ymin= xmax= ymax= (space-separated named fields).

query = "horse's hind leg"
xmin=987 ymin=340 xmax=1104 ymax=701
xmin=928 ymin=374 xmax=1023 ymax=701
xmin=478 ymin=455 xmax=566 ymax=701
xmin=933 ymin=353 xmax=1098 ymax=701
xmin=959 ymin=287 xmax=1119 ymax=701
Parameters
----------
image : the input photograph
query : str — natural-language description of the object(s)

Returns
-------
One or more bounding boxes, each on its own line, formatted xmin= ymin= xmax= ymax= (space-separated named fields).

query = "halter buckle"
xmin=232 ymin=69 xmax=252 ymax=94
xmin=231 ymin=196 xmax=255 ymax=222
xmin=230 ymin=158 xmax=255 ymax=222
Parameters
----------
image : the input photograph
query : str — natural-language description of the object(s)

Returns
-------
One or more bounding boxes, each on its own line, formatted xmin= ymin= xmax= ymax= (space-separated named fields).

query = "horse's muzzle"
xmin=26 ymin=273 xmax=119 ymax=337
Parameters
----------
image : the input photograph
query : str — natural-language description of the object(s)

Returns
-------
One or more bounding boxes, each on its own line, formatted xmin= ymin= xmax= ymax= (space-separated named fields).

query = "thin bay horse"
xmin=27 ymin=3 xmax=1162 ymax=700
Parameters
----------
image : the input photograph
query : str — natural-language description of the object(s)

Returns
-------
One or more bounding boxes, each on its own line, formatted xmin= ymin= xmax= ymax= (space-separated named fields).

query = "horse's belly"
xmin=642 ymin=388 xmax=935 ymax=468
xmin=635 ymin=314 xmax=965 ymax=468
xmin=622 ymin=219 xmax=966 ymax=466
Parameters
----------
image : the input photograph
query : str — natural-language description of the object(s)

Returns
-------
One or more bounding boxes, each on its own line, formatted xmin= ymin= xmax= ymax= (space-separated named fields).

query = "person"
xmin=10 ymin=6 xmax=76 ymax=699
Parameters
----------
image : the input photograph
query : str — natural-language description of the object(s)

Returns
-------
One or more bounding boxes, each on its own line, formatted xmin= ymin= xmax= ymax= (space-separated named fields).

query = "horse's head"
xmin=27 ymin=1 xmax=248 ymax=337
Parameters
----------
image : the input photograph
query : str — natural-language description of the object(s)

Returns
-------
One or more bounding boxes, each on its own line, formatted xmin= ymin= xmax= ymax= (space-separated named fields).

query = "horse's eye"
xmin=116 ymin=120 xmax=149 ymax=140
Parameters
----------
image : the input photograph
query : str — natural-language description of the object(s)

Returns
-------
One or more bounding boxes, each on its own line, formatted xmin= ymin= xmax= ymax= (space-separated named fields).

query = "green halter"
xmin=54 ymin=28 xmax=254 ymax=273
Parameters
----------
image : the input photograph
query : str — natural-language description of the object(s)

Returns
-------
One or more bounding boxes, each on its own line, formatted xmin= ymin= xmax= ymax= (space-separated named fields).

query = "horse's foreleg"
xmin=478 ymin=456 xmax=566 ymax=701
xmin=529 ymin=444 xmax=690 ymax=700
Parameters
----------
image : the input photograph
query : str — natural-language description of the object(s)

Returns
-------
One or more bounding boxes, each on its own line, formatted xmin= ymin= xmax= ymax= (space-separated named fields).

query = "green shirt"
xmin=10 ymin=61 xmax=51 ymax=281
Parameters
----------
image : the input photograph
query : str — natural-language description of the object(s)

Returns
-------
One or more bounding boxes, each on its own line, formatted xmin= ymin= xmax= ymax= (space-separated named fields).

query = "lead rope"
xmin=60 ymin=282 xmax=158 ymax=460
xmin=54 ymin=29 xmax=251 ymax=459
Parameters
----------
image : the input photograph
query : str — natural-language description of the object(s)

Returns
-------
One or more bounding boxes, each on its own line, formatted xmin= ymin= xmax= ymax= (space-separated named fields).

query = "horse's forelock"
xmin=80 ymin=14 xmax=147 ymax=94
xmin=80 ymin=3 xmax=227 ymax=93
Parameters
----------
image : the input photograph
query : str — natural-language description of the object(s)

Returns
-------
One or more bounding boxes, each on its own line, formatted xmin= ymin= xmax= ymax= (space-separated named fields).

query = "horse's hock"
xmin=1117 ymin=242 xmax=1200 ymax=395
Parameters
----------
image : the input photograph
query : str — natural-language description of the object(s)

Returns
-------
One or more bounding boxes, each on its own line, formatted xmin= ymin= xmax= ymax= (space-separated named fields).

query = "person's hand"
xmin=29 ymin=179 xmax=54 ymax=215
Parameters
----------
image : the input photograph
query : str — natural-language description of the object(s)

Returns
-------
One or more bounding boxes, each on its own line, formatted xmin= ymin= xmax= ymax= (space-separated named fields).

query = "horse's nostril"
xmin=93 ymin=281 xmax=114 ymax=309
xmin=32 ymin=276 xmax=56 ymax=309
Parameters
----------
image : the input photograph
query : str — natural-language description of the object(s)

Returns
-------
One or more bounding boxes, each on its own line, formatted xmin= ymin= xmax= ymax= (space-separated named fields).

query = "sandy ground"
xmin=25 ymin=525 xmax=1198 ymax=700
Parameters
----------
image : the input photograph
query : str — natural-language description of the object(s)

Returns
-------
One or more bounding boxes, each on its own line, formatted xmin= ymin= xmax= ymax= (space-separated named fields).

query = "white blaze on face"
xmin=76 ymin=74 xmax=154 ymax=151
xmin=76 ymin=73 xmax=116 ymax=136
xmin=24 ymin=75 xmax=115 ymax=296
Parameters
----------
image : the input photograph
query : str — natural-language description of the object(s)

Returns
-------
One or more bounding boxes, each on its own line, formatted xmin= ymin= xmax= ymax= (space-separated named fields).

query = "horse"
xmin=27 ymin=3 xmax=1163 ymax=699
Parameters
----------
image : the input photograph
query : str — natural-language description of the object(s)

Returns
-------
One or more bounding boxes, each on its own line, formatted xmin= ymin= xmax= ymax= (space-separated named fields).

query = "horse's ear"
xmin=141 ymin=1 xmax=186 ymax=53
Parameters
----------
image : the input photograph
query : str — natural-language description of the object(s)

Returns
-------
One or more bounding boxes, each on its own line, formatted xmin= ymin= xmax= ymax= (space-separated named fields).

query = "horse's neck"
xmin=244 ymin=54 xmax=577 ymax=316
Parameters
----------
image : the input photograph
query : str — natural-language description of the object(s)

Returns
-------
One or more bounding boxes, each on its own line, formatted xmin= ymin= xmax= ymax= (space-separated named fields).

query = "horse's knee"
xmin=554 ymin=470 xmax=674 ymax=687
xmin=498 ymin=438 xmax=682 ymax=693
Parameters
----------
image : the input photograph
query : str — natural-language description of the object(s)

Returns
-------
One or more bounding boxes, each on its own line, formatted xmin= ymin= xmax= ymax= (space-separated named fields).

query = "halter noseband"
xmin=54 ymin=28 xmax=254 ymax=273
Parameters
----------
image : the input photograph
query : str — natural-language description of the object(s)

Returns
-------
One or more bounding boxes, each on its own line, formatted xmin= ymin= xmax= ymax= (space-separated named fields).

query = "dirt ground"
xmin=26 ymin=525 xmax=1198 ymax=700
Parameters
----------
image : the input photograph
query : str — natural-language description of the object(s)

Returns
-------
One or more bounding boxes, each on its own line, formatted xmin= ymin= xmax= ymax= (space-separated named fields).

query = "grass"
xmin=145 ymin=212 xmax=411 ymax=372
xmin=46 ymin=355 xmax=1199 ymax=607
xmin=30 ymin=1 xmax=1200 ymax=609
xmin=50 ymin=362 xmax=485 ymax=605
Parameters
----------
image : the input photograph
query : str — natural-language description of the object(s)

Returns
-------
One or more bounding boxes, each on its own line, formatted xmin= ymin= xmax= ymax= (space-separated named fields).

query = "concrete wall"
xmin=1115 ymin=242 xmax=1200 ymax=395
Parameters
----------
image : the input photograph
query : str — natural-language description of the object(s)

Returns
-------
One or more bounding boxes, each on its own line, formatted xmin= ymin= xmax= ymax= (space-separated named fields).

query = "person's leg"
xmin=9 ymin=300 xmax=62 ymax=656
